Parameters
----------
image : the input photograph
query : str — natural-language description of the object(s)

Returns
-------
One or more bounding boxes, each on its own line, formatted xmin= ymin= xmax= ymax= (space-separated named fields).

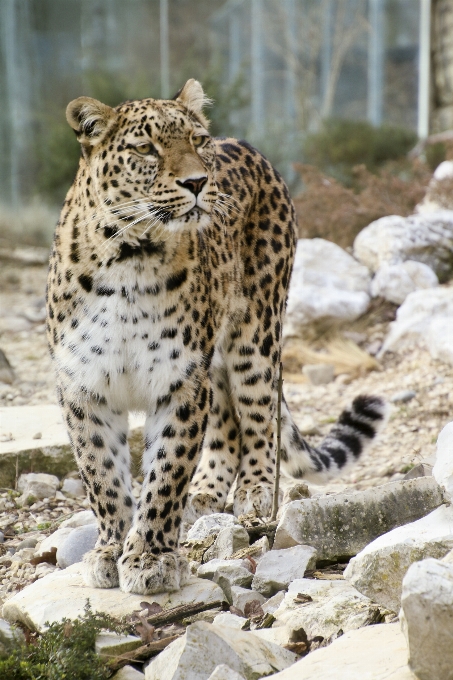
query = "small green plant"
xmin=0 ymin=602 xmax=129 ymax=680
xmin=36 ymin=522 xmax=52 ymax=531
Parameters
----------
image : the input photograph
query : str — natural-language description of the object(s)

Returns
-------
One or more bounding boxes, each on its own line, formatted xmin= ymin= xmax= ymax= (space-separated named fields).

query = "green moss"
xmin=0 ymin=602 xmax=130 ymax=680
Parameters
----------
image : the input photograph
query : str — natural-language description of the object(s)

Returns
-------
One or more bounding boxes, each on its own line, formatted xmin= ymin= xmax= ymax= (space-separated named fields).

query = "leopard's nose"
xmin=177 ymin=176 xmax=207 ymax=196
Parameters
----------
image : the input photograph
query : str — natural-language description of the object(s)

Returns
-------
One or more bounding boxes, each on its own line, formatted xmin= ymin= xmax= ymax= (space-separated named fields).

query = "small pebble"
xmin=391 ymin=390 xmax=416 ymax=404
xmin=32 ymin=432 xmax=42 ymax=440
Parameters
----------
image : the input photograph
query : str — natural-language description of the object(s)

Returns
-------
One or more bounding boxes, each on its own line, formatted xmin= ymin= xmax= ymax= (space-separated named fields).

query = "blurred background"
xmin=0 ymin=0 xmax=452 ymax=247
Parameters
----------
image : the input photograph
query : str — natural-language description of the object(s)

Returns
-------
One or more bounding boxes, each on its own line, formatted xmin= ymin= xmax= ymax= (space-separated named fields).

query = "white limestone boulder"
xmin=380 ymin=286 xmax=453 ymax=366
xmin=112 ymin=667 xmax=145 ymax=680
xmin=1 ymin=562 xmax=224 ymax=631
xmin=433 ymin=422 xmax=453 ymax=501
xmin=354 ymin=211 xmax=453 ymax=282
xmin=186 ymin=514 xmax=238 ymax=542
xmin=230 ymin=586 xmax=266 ymax=612
xmin=370 ymin=260 xmax=438 ymax=304
xmin=273 ymin=477 xmax=443 ymax=560
xmin=269 ymin=623 xmax=414 ymax=679
xmin=417 ymin=160 xmax=453 ymax=213
xmin=197 ymin=559 xmax=253 ymax=602
xmin=251 ymin=545 xmax=317 ymax=597
xmin=207 ymin=665 xmax=245 ymax=680
xmin=271 ymin=578 xmax=385 ymax=640
xmin=284 ymin=238 xmax=370 ymax=335
xmin=203 ymin=525 xmax=249 ymax=561
xmin=400 ymin=557 xmax=453 ymax=680
xmin=344 ymin=504 xmax=453 ymax=612
xmin=144 ymin=621 xmax=296 ymax=680
xmin=17 ymin=472 xmax=59 ymax=501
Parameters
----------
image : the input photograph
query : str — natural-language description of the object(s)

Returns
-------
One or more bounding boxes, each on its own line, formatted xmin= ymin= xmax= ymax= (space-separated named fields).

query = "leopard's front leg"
xmin=59 ymin=389 xmax=136 ymax=588
xmin=118 ymin=380 xmax=209 ymax=594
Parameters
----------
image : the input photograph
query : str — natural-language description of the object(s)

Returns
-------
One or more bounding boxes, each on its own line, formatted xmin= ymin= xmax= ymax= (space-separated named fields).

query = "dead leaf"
xmin=244 ymin=555 xmax=257 ymax=574
xmin=135 ymin=620 xmax=155 ymax=644
xmin=30 ymin=547 xmax=57 ymax=566
xmin=244 ymin=600 xmax=264 ymax=619
xmin=294 ymin=593 xmax=313 ymax=604
xmin=140 ymin=601 xmax=163 ymax=615
xmin=284 ymin=641 xmax=308 ymax=655
xmin=63 ymin=622 xmax=73 ymax=638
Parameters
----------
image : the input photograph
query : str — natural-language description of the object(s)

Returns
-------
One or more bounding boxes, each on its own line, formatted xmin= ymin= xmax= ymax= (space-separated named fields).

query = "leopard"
xmin=46 ymin=79 xmax=387 ymax=595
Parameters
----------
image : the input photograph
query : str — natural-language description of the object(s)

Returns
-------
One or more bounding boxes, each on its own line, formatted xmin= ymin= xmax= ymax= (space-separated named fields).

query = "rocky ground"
xmin=0 ymin=248 xmax=452 ymax=678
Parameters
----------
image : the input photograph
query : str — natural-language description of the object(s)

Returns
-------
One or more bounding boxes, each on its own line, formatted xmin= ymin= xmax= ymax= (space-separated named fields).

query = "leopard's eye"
xmin=135 ymin=143 xmax=157 ymax=155
xmin=192 ymin=135 xmax=209 ymax=149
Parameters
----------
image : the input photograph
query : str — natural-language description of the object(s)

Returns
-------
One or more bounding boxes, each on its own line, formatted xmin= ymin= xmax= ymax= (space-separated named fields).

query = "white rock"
xmin=60 ymin=510 xmax=97 ymax=528
xmin=112 ymin=666 xmax=145 ymax=680
xmin=302 ymin=363 xmax=335 ymax=385
xmin=272 ymin=578 xmax=384 ymax=640
xmin=262 ymin=591 xmax=285 ymax=615
xmin=207 ymin=665 xmax=245 ymax=680
xmin=197 ymin=559 xmax=253 ymax=602
xmin=230 ymin=585 xmax=265 ymax=612
xmin=144 ymin=621 xmax=296 ymax=680
xmin=400 ymin=558 xmax=453 ymax=680
xmin=95 ymin=631 xmax=141 ymax=657
xmin=186 ymin=514 xmax=238 ymax=542
xmin=284 ymin=238 xmax=370 ymax=334
xmin=354 ymin=211 xmax=453 ymax=282
xmin=380 ymin=287 xmax=453 ymax=365
xmin=252 ymin=626 xmax=293 ymax=647
xmin=61 ymin=477 xmax=85 ymax=497
xmin=35 ymin=527 xmax=74 ymax=557
xmin=2 ymin=562 xmax=224 ymax=631
xmin=370 ymin=260 xmax=438 ymax=305
xmin=212 ymin=612 xmax=246 ymax=629
xmin=0 ymin=618 xmax=24 ymax=653
xmin=433 ymin=422 xmax=453 ymax=500
xmin=57 ymin=524 xmax=98 ymax=568
xmin=17 ymin=472 xmax=59 ymax=500
xmin=344 ymin=504 xmax=453 ymax=612
xmin=270 ymin=623 xmax=414 ymax=679
xmin=203 ymin=525 xmax=249 ymax=561
xmin=251 ymin=545 xmax=317 ymax=597
xmin=273 ymin=477 xmax=443 ymax=560
xmin=417 ymin=161 xmax=453 ymax=213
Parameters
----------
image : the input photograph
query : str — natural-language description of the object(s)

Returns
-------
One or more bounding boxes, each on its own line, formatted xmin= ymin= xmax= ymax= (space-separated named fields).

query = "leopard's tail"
xmin=280 ymin=395 xmax=388 ymax=483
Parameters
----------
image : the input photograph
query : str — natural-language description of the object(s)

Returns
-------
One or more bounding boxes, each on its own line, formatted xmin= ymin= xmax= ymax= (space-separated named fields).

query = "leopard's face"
xmin=67 ymin=82 xmax=218 ymax=240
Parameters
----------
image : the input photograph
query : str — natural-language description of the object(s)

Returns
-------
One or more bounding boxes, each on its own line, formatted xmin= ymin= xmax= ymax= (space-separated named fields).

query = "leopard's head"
xmin=66 ymin=79 xmax=218 ymax=240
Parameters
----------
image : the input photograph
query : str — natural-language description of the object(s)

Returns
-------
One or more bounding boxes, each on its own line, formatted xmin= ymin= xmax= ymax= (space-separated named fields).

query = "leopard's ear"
xmin=174 ymin=79 xmax=212 ymax=128
xmin=66 ymin=97 xmax=117 ymax=146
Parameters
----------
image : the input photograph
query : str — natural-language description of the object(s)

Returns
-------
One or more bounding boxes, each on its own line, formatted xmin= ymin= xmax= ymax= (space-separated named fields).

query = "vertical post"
xmin=229 ymin=10 xmax=241 ymax=83
xmin=1 ymin=0 xmax=20 ymax=207
xmin=418 ymin=0 xmax=431 ymax=139
xmin=321 ymin=0 xmax=332 ymax=114
xmin=160 ymin=0 xmax=170 ymax=99
xmin=284 ymin=0 xmax=297 ymax=125
xmin=251 ymin=0 xmax=264 ymax=138
xmin=367 ymin=0 xmax=384 ymax=126
xmin=271 ymin=363 xmax=284 ymax=522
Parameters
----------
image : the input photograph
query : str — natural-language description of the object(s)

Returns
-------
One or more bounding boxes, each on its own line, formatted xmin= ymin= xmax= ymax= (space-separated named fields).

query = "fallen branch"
xmin=106 ymin=634 xmax=181 ymax=670
xmin=138 ymin=598 xmax=227 ymax=627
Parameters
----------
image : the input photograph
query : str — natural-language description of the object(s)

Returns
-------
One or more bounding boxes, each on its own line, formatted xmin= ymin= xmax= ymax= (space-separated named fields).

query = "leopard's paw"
xmin=184 ymin=491 xmax=223 ymax=524
xmin=233 ymin=483 xmax=274 ymax=519
xmin=118 ymin=551 xmax=190 ymax=594
xmin=82 ymin=545 xmax=122 ymax=589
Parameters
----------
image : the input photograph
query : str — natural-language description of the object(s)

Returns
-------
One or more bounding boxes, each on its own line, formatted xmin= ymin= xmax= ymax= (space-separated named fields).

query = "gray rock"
xmin=269 ymin=623 xmax=412 ymax=679
xmin=0 ymin=349 xmax=15 ymax=385
xmin=16 ymin=536 xmax=40 ymax=550
xmin=230 ymin=586 xmax=265 ymax=612
xmin=95 ymin=631 xmax=142 ymax=657
xmin=262 ymin=591 xmax=285 ymax=615
xmin=112 ymin=666 xmax=145 ymax=680
xmin=17 ymin=472 xmax=59 ymax=500
xmin=203 ymin=525 xmax=249 ymax=561
xmin=186 ymin=514 xmax=239 ymax=542
xmin=144 ymin=621 xmax=296 ymax=680
xmin=212 ymin=613 xmax=246 ymax=629
xmin=401 ymin=558 xmax=453 ymax=680
xmin=370 ymin=260 xmax=438 ymax=305
xmin=390 ymin=390 xmax=416 ymax=403
xmin=60 ymin=509 xmax=97 ymax=528
xmin=207 ymin=665 xmax=245 ymax=680
xmin=61 ymin=477 xmax=85 ymax=498
xmin=433 ymin=421 xmax=453 ymax=501
xmin=302 ymin=363 xmax=335 ymax=385
xmin=197 ymin=559 xmax=253 ymax=603
xmin=380 ymin=287 xmax=453 ymax=366
xmin=0 ymin=618 xmax=24 ymax=654
xmin=252 ymin=545 xmax=317 ymax=597
xmin=35 ymin=527 xmax=74 ymax=557
xmin=403 ymin=462 xmax=433 ymax=480
xmin=57 ymin=524 xmax=98 ymax=568
xmin=354 ymin=211 xmax=453 ymax=282
xmin=344 ymin=504 xmax=453 ymax=612
xmin=272 ymin=578 xmax=386 ymax=640
xmin=284 ymin=239 xmax=371 ymax=336
xmin=2 ymin=562 xmax=224 ymax=631
xmin=274 ymin=476 xmax=444 ymax=561
xmin=0 ymin=531 xmax=4 ymax=544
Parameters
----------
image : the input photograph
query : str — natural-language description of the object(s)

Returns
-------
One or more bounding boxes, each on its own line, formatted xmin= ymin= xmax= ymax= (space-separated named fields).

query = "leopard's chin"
xmin=167 ymin=208 xmax=212 ymax=232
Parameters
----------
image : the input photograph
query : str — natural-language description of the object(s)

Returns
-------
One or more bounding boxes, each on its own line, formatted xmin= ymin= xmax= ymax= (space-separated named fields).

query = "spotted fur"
xmin=46 ymin=79 xmax=386 ymax=595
